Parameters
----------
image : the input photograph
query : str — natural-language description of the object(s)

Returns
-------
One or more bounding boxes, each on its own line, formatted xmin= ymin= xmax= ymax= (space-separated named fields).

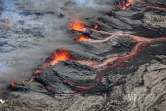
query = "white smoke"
xmin=0 ymin=62 xmax=8 ymax=73
xmin=73 ymin=0 xmax=101 ymax=7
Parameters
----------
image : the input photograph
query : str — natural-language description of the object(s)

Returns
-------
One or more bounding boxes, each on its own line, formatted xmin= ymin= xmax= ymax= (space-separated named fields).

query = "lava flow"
xmin=74 ymin=32 xmax=166 ymax=69
xmin=54 ymin=31 xmax=166 ymax=92
xmin=43 ymin=49 xmax=75 ymax=66
xmin=136 ymin=1 xmax=166 ymax=10
xmin=69 ymin=19 xmax=86 ymax=32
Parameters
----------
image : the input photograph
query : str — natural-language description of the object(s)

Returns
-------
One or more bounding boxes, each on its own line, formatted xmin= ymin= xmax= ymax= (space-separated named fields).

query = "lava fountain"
xmin=69 ymin=19 xmax=86 ymax=32
xmin=75 ymin=35 xmax=89 ymax=42
xmin=11 ymin=82 xmax=18 ymax=88
xmin=43 ymin=49 xmax=75 ymax=66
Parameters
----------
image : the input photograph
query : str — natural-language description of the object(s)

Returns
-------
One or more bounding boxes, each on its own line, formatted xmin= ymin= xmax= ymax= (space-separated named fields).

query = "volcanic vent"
xmin=4 ymin=0 xmax=166 ymax=110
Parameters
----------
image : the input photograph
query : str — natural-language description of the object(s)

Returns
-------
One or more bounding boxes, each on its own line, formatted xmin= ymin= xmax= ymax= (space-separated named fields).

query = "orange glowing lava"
xmin=43 ymin=49 xmax=75 ymax=66
xmin=43 ymin=62 xmax=48 ymax=67
xmin=94 ymin=24 xmax=98 ymax=29
xmin=75 ymin=35 xmax=89 ymax=42
xmin=11 ymin=82 xmax=18 ymax=87
xmin=69 ymin=19 xmax=86 ymax=31
xmin=127 ymin=0 xmax=133 ymax=3
xmin=34 ymin=68 xmax=43 ymax=75
xmin=29 ymin=78 xmax=35 ymax=82
xmin=118 ymin=0 xmax=134 ymax=10
xmin=93 ymin=18 xmax=103 ymax=29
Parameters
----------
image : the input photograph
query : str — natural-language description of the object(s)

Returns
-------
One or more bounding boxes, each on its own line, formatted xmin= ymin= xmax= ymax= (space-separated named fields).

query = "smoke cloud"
xmin=73 ymin=0 xmax=101 ymax=7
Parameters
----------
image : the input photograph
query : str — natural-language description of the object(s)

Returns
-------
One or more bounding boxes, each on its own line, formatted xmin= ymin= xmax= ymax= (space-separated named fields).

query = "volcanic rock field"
xmin=0 ymin=0 xmax=166 ymax=111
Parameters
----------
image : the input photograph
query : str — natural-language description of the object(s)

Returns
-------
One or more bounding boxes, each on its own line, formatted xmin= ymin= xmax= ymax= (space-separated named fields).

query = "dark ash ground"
xmin=0 ymin=0 xmax=166 ymax=111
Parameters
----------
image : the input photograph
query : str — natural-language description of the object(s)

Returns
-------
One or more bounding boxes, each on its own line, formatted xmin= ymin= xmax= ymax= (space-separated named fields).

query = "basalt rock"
xmin=1 ymin=0 xmax=166 ymax=111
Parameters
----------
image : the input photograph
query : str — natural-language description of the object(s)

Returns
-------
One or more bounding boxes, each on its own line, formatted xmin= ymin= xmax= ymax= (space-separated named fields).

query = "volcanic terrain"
xmin=0 ymin=0 xmax=166 ymax=111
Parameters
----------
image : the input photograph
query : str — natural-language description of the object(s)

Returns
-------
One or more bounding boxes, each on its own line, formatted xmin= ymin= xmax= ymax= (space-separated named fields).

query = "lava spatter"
xmin=43 ymin=49 xmax=75 ymax=66
xmin=75 ymin=35 xmax=89 ymax=42
xmin=34 ymin=68 xmax=43 ymax=75
xmin=69 ymin=19 xmax=86 ymax=32
xmin=11 ymin=82 xmax=18 ymax=88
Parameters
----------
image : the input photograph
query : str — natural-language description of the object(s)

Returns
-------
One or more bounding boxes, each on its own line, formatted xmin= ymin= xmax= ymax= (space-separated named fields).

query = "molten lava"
xmin=136 ymin=1 xmax=166 ymax=10
xmin=94 ymin=24 xmax=98 ymax=29
xmin=43 ymin=49 xmax=75 ymax=66
xmin=29 ymin=78 xmax=35 ymax=82
xmin=118 ymin=0 xmax=133 ymax=10
xmin=69 ymin=19 xmax=86 ymax=31
xmin=127 ymin=0 xmax=133 ymax=3
xmin=93 ymin=18 xmax=103 ymax=29
xmin=34 ymin=68 xmax=43 ymax=75
xmin=75 ymin=35 xmax=89 ymax=42
xmin=11 ymin=82 xmax=18 ymax=87
xmin=43 ymin=62 xmax=48 ymax=67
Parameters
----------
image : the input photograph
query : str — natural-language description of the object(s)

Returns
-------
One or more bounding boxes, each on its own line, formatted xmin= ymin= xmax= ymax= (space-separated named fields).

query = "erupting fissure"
xmin=75 ymin=35 xmax=89 ymax=42
xmin=41 ymin=14 xmax=166 ymax=92
xmin=11 ymin=0 xmax=166 ymax=95
xmin=33 ymin=28 xmax=166 ymax=93
xmin=34 ymin=13 xmax=166 ymax=94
